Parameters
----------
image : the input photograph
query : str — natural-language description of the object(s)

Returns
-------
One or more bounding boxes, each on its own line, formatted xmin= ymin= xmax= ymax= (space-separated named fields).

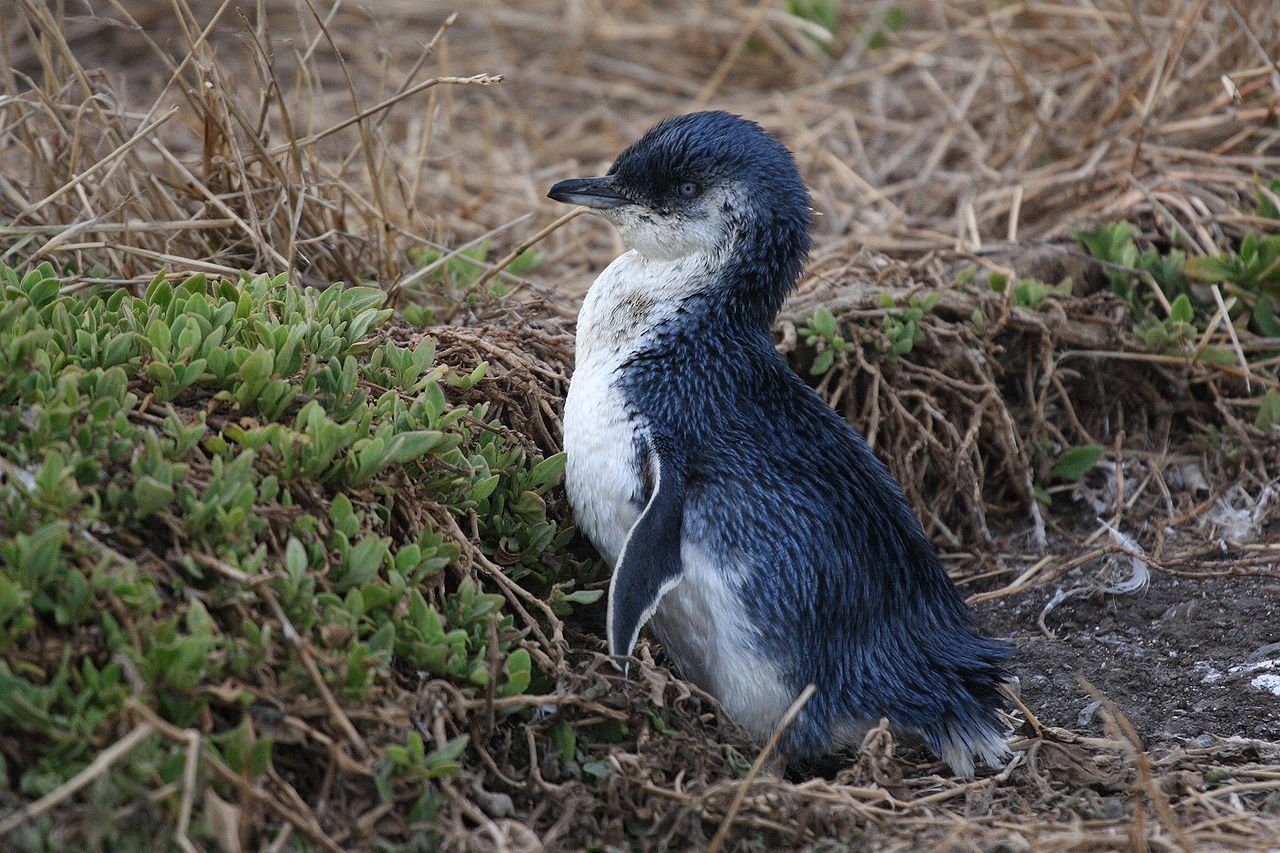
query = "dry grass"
xmin=2 ymin=0 xmax=1280 ymax=850
xmin=6 ymin=1 xmax=1278 ymax=295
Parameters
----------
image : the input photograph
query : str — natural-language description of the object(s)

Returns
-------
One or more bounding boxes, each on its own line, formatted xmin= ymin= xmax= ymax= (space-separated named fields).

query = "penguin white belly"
xmin=563 ymin=358 xmax=640 ymax=566
xmin=565 ymin=248 xmax=793 ymax=740
xmin=563 ymin=250 xmax=664 ymax=565
xmin=649 ymin=544 xmax=796 ymax=740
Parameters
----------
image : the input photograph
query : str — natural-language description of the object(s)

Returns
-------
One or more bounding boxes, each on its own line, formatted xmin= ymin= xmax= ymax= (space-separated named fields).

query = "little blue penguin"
xmin=547 ymin=111 xmax=1012 ymax=776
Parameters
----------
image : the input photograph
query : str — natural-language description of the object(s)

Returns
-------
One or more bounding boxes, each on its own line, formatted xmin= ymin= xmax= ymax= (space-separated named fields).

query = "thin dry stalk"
xmin=0 ymin=724 xmax=155 ymax=838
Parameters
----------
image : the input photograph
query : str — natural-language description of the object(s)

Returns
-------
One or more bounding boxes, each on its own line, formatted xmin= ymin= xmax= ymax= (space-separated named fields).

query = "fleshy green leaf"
xmin=810 ymin=307 xmax=837 ymax=338
xmin=1169 ymin=293 xmax=1194 ymax=324
xmin=1051 ymin=445 xmax=1104 ymax=482
xmin=528 ymin=452 xmax=567 ymax=488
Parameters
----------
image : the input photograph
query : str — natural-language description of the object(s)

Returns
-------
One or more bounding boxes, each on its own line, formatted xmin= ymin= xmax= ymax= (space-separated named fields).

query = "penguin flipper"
xmin=605 ymin=437 xmax=685 ymax=672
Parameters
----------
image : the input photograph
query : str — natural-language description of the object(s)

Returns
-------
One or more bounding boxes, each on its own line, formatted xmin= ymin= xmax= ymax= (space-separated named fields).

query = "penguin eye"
xmin=677 ymin=181 xmax=699 ymax=198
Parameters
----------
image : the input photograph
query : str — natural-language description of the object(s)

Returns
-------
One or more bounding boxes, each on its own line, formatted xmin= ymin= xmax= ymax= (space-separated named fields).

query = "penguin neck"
xmin=575 ymin=249 xmax=717 ymax=367
xmin=679 ymin=218 xmax=807 ymax=335
xmin=576 ymin=227 xmax=805 ymax=372
xmin=667 ymin=251 xmax=800 ymax=348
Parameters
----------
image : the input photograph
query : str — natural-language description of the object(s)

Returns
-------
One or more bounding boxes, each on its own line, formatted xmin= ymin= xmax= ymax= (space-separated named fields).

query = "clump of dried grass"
xmin=7 ymin=2 xmax=1277 ymax=305
xmin=0 ymin=0 xmax=506 ymax=293
xmin=362 ymin=0 xmax=1280 ymax=278
xmin=778 ymin=245 xmax=1271 ymax=548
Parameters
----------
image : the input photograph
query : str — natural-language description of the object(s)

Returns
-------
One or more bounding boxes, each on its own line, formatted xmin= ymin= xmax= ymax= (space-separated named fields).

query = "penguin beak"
xmin=547 ymin=176 xmax=632 ymax=210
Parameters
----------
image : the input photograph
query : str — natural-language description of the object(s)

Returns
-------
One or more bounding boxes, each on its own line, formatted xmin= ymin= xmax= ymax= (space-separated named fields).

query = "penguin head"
xmin=548 ymin=111 xmax=812 ymax=285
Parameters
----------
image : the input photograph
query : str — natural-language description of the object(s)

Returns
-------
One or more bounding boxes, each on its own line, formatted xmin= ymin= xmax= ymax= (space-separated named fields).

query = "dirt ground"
xmin=982 ymin=573 xmax=1280 ymax=744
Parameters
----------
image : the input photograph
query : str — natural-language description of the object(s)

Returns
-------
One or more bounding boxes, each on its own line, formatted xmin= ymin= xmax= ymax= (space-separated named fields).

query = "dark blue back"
xmin=617 ymin=293 xmax=1011 ymax=758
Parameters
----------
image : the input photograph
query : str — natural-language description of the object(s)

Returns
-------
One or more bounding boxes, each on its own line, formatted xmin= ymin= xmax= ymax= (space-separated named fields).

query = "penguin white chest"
xmin=563 ymin=250 xmax=796 ymax=741
xmin=564 ymin=250 xmax=702 ymax=564
xmin=562 ymin=251 xmax=661 ymax=566
xmin=563 ymin=358 xmax=641 ymax=567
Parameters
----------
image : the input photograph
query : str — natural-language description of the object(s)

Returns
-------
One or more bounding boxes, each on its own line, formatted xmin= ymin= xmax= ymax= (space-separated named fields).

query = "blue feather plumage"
xmin=551 ymin=110 xmax=1012 ymax=775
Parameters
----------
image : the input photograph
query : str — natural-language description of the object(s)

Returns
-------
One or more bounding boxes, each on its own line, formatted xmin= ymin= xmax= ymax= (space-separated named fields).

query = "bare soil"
xmin=981 ymin=573 xmax=1280 ymax=745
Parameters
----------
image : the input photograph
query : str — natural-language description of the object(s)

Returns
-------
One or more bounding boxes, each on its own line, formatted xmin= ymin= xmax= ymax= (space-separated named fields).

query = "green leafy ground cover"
xmin=0 ymin=265 xmax=597 ymax=848
xmin=3 ymin=231 xmax=1280 ymax=850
